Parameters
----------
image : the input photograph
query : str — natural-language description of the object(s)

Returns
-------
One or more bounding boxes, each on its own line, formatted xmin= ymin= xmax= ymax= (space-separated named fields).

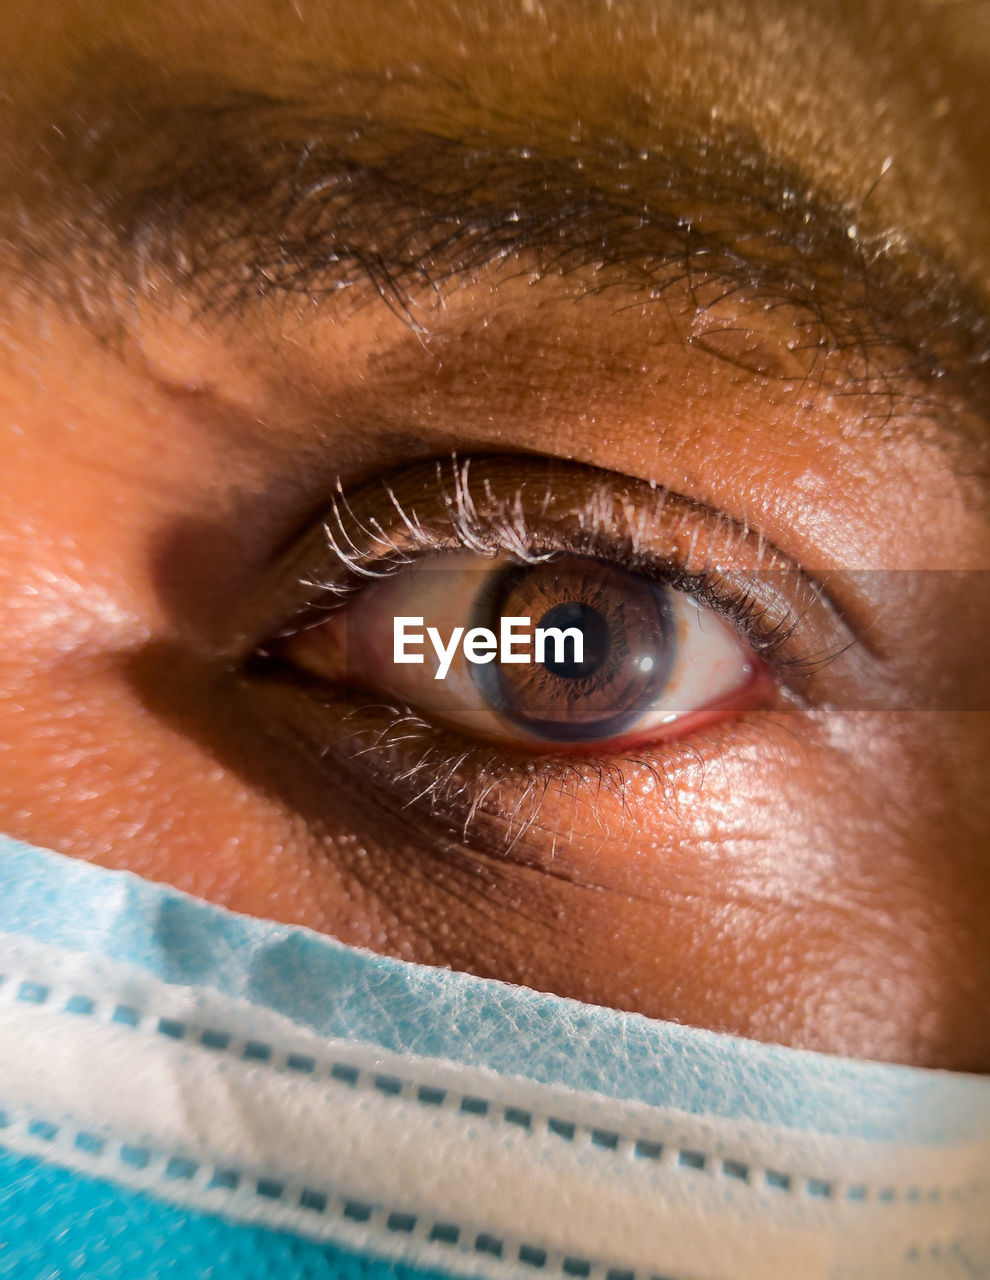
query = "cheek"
xmin=1 ymin=336 xmax=987 ymax=1071
xmin=1 ymin=534 xmax=988 ymax=1072
xmin=2 ymin=644 xmax=989 ymax=1069
xmin=419 ymin=708 xmax=989 ymax=1069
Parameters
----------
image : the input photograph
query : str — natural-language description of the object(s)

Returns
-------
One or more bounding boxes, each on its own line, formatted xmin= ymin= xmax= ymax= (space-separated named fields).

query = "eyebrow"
xmin=10 ymin=74 xmax=990 ymax=435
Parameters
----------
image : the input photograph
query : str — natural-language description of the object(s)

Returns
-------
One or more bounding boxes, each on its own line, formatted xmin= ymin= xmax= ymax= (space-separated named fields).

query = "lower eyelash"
xmin=325 ymin=693 xmax=783 ymax=859
xmin=338 ymin=699 xmax=665 ymax=854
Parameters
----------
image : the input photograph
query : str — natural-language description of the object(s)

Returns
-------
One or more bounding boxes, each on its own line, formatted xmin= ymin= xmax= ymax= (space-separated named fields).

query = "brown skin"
xmin=0 ymin=0 xmax=988 ymax=1070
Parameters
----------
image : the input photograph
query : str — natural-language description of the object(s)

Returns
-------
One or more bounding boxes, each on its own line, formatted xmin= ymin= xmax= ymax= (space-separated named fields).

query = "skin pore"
xmin=0 ymin=0 xmax=988 ymax=1071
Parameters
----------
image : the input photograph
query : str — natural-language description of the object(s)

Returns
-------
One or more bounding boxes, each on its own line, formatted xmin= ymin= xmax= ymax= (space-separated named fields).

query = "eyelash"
xmin=289 ymin=454 xmax=818 ymax=682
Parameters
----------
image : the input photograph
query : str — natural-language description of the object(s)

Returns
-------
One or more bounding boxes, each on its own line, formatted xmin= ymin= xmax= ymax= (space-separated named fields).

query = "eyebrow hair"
xmin=9 ymin=72 xmax=990 ymax=439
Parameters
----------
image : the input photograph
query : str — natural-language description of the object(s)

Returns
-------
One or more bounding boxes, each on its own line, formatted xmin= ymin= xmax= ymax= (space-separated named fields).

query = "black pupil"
xmin=537 ymin=602 xmax=610 ymax=679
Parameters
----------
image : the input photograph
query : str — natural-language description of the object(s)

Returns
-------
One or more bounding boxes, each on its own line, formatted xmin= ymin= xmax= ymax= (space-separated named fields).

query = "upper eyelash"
xmin=314 ymin=456 xmax=561 ymax=590
xmin=294 ymin=453 xmax=826 ymax=679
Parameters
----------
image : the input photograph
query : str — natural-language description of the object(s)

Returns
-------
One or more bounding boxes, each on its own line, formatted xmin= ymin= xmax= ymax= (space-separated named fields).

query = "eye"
xmin=279 ymin=550 xmax=765 ymax=749
xmin=246 ymin=455 xmax=850 ymax=851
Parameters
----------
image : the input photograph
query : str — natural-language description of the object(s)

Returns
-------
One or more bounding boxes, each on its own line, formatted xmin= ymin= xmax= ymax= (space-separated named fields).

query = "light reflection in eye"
xmin=281 ymin=551 xmax=766 ymax=749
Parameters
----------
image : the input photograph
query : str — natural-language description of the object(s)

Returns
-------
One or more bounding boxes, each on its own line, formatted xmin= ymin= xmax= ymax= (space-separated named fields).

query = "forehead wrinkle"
xmin=7 ymin=72 xmax=990 ymax=445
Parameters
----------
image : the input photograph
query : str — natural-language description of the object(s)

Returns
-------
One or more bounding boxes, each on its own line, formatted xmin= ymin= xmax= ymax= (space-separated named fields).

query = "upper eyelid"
xmin=245 ymin=452 xmax=793 ymax=633
xmin=247 ymin=454 xmax=860 ymax=691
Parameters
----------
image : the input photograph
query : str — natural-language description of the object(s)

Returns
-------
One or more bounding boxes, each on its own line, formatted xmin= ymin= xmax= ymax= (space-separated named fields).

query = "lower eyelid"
xmin=244 ymin=665 xmax=794 ymax=866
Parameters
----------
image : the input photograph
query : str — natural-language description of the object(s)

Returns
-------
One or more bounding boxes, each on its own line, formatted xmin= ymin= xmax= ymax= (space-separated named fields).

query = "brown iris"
xmin=471 ymin=556 xmax=676 ymax=742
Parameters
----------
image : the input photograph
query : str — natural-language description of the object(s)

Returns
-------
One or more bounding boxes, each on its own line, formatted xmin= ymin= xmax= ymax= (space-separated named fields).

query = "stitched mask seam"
xmin=0 ymin=1103 xmax=975 ymax=1280
xmin=0 ymin=1101 xmax=715 ymax=1280
xmin=0 ymin=973 xmax=982 ymax=1207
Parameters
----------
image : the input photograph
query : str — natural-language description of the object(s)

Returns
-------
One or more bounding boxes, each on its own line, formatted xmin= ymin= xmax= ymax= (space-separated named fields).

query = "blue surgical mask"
xmin=0 ymin=832 xmax=986 ymax=1280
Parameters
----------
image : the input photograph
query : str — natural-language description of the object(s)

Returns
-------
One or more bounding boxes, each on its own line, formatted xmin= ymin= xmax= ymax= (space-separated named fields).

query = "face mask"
xmin=0 ymin=832 xmax=986 ymax=1280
